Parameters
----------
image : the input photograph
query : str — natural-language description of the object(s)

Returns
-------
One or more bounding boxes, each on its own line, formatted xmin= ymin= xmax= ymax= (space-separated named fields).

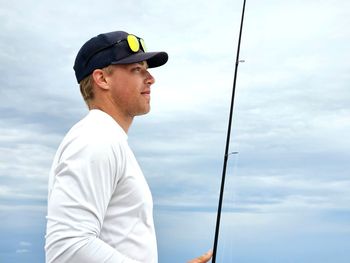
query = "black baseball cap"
xmin=73 ymin=30 xmax=168 ymax=83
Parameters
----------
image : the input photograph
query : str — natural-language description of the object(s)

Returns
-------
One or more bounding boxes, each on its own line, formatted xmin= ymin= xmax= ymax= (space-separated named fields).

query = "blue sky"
xmin=1 ymin=0 xmax=350 ymax=262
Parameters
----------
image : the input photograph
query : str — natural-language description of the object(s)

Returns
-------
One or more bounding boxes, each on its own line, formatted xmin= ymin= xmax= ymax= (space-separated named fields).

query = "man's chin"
xmin=136 ymin=107 xmax=151 ymax=116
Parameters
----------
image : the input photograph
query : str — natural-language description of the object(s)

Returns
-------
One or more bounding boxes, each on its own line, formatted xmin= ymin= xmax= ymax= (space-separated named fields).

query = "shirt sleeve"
xmin=45 ymin=135 xmax=139 ymax=263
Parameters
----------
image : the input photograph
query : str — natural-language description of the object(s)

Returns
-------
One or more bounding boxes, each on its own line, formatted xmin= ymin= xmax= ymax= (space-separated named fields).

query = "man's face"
xmin=106 ymin=61 xmax=155 ymax=118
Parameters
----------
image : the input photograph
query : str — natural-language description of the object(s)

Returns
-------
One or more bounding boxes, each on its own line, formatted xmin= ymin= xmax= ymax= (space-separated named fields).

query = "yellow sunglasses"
xmin=125 ymin=34 xmax=147 ymax=52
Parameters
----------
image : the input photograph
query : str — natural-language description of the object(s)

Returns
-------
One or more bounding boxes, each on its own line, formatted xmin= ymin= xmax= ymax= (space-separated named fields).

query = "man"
xmin=45 ymin=31 xmax=212 ymax=263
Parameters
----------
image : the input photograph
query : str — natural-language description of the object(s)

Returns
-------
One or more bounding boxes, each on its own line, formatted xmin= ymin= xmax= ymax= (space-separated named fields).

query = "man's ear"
xmin=92 ymin=69 xmax=109 ymax=91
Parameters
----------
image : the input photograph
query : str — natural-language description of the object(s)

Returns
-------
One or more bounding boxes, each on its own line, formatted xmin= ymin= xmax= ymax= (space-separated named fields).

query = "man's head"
xmin=73 ymin=31 xmax=168 ymax=107
xmin=73 ymin=31 xmax=168 ymax=131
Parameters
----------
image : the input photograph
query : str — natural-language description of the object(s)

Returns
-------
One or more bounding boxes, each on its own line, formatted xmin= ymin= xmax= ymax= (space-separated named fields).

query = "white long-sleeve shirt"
xmin=45 ymin=109 xmax=157 ymax=263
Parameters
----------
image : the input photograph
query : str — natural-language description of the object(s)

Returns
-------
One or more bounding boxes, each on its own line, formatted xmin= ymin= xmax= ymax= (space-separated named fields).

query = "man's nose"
xmin=146 ymin=71 xmax=155 ymax=85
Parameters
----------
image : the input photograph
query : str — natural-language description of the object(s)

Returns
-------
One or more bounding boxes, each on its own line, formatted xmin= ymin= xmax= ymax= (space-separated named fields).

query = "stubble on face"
xmin=106 ymin=62 xmax=154 ymax=120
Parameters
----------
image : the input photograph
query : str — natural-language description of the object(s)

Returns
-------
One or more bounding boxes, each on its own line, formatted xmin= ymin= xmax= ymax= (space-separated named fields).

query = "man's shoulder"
xmin=69 ymin=110 xmax=125 ymax=141
xmin=57 ymin=112 xmax=127 ymax=161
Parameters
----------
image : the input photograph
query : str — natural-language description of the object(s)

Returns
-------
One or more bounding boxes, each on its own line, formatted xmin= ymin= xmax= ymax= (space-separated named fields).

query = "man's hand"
xmin=187 ymin=250 xmax=213 ymax=263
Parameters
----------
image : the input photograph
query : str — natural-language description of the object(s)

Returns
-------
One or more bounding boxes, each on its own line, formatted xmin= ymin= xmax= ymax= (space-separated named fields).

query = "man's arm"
xmin=45 ymin=138 xmax=138 ymax=263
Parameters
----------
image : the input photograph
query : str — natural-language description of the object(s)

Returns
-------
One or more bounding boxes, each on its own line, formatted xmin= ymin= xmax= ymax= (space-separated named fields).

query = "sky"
xmin=0 ymin=0 xmax=350 ymax=262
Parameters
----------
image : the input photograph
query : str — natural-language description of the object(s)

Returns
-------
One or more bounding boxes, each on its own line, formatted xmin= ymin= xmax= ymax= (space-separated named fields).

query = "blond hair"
xmin=79 ymin=65 xmax=114 ymax=107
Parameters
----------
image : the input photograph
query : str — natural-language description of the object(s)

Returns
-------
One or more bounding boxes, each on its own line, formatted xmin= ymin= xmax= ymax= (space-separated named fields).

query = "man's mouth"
xmin=141 ymin=90 xmax=151 ymax=96
xmin=141 ymin=90 xmax=151 ymax=100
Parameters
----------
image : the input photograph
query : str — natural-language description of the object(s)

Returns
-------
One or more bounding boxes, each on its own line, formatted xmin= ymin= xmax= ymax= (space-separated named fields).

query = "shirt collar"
xmin=89 ymin=109 xmax=128 ymax=140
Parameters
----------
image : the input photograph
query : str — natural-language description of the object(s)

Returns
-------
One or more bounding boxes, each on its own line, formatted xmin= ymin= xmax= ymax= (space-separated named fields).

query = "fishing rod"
xmin=212 ymin=0 xmax=247 ymax=262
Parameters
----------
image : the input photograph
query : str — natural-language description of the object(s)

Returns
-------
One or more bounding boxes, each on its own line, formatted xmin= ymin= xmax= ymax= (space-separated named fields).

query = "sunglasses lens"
xmin=127 ymin=35 xmax=140 ymax=52
xmin=140 ymin=38 xmax=147 ymax=52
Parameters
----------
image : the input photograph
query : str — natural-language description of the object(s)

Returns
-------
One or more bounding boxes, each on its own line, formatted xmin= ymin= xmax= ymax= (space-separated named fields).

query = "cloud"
xmin=16 ymin=241 xmax=32 ymax=254
xmin=19 ymin=241 xmax=32 ymax=247
xmin=16 ymin=249 xmax=30 ymax=254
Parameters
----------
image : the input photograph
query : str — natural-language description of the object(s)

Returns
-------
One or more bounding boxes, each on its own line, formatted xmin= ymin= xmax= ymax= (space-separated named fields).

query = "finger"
xmin=188 ymin=250 xmax=213 ymax=263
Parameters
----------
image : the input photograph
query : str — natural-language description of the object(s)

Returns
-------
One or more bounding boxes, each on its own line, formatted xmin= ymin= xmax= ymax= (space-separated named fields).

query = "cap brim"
xmin=111 ymin=51 xmax=168 ymax=68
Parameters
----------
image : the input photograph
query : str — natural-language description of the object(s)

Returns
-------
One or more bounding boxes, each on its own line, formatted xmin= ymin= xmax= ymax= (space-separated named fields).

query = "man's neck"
xmin=89 ymin=104 xmax=133 ymax=133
